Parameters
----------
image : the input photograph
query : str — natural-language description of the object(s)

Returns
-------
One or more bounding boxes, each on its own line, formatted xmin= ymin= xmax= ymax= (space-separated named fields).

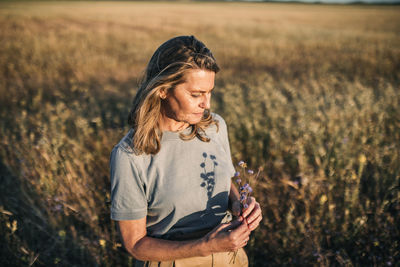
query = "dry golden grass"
xmin=0 ymin=1 xmax=399 ymax=266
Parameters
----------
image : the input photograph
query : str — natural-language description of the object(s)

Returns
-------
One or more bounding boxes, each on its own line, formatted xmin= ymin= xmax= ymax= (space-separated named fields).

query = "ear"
xmin=158 ymin=86 xmax=167 ymax=99
xmin=159 ymin=88 xmax=167 ymax=99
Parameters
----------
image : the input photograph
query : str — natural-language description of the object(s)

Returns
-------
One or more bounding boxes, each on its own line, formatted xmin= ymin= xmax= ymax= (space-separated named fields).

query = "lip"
xmin=194 ymin=112 xmax=204 ymax=116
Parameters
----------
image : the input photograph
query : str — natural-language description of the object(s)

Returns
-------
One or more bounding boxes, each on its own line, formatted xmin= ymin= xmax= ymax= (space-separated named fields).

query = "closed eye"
xmin=191 ymin=93 xmax=202 ymax=98
xmin=191 ymin=91 xmax=213 ymax=98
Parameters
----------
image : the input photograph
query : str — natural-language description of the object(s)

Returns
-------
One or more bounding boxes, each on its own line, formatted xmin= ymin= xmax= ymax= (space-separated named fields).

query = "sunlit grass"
xmin=0 ymin=1 xmax=399 ymax=266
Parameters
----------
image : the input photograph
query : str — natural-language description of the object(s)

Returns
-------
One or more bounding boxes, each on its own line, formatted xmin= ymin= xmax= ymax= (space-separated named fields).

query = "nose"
xmin=199 ymin=93 xmax=211 ymax=110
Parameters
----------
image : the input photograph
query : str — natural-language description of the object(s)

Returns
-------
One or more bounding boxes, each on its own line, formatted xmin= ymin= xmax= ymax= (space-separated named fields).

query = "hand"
xmin=242 ymin=197 xmax=262 ymax=231
xmin=203 ymin=218 xmax=250 ymax=253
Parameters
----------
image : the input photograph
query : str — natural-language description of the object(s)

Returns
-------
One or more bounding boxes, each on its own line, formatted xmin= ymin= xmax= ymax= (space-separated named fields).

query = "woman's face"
xmin=161 ymin=69 xmax=215 ymax=128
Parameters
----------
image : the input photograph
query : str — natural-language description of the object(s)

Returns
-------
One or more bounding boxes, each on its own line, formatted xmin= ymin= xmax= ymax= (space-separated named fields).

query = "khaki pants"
xmin=135 ymin=248 xmax=248 ymax=267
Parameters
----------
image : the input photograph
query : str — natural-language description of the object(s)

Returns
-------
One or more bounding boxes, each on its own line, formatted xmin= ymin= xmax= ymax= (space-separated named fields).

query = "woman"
xmin=110 ymin=36 xmax=262 ymax=266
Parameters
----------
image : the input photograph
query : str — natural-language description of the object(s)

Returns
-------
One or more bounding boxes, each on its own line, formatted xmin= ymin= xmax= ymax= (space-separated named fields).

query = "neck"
xmin=159 ymin=112 xmax=189 ymax=132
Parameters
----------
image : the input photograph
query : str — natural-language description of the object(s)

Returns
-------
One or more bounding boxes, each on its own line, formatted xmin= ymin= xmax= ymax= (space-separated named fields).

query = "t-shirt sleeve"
xmin=109 ymin=146 xmax=147 ymax=221
xmin=214 ymin=114 xmax=236 ymax=177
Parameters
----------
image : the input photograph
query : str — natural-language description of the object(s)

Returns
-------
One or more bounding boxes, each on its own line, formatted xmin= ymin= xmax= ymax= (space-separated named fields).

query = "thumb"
xmin=214 ymin=219 xmax=242 ymax=234
xmin=214 ymin=222 xmax=232 ymax=233
xmin=223 ymin=219 xmax=243 ymax=232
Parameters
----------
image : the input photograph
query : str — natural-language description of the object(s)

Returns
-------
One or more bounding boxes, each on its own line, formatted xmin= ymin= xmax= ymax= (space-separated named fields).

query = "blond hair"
xmin=128 ymin=36 xmax=220 ymax=155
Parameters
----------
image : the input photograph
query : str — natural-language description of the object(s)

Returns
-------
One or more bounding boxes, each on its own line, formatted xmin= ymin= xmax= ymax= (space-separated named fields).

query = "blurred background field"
xmin=0 ymin=1 xmax=399 ymax=266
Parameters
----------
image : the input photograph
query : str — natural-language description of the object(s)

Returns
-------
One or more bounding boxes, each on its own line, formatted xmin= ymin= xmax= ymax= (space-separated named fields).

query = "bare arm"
xmin=118 ymin=216 xmax=250 ymax=261
xmin=229 ymin=181 xmax=241 ymax=217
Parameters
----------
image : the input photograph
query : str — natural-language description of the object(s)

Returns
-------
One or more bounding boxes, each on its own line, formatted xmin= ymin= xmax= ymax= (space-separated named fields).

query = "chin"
xmin=179 ymin=113 xmax=204 ymax=125
xmin=186 ymin=119 xmax=200 ymax=125
xmin=186 ymin=117 xmax=202 ymax=125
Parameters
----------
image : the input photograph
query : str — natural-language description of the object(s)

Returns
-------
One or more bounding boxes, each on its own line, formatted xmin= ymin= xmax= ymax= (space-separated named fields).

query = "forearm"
xmin=229 ymin=182 xmax=240 ymax=210
xmin=126 ymin=235 xmax=211 ymax=261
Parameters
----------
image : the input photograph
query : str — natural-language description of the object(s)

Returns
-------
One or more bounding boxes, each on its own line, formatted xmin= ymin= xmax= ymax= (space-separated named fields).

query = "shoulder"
xmin=211 ymin=112 xmax=226 ymax=126
xmin=208 ymin=113 xmax=232 ymax=154
xmin=204 ymin=113 xmax=230 ymax=145
xmin=114 ymin=129 xmax=135 ymax=154
xmin=110 ymin=129 xmax=149 ymax=167
xmin=210 ymin=112 xmax=228 ymax=134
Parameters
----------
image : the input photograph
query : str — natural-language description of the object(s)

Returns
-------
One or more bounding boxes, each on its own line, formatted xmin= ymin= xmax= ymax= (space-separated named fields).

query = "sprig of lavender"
xmin=230 ymin=161 xmax=262 ymax=264
xmin=234 ymin=161 xmax=261 ymax=215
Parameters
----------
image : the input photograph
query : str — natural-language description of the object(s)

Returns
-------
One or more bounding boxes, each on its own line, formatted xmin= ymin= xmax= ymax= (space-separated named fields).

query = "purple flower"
xmin=54 ymin=204 xmax=62 ymax=212
xmin=243 ymin=203 xmax=249 ymax=209
xmin=243 ymin=183 xmax=250 ymax=189
xmin=235 ymin=178 xmax=242 ymax=184
xmin=247 ymin=169 xmax=254 ymax=175
xmin=238 ymin=161 xmax=245 ymax=167
xmin=234 ymin=171 xmax=240 ymax=177
xmin=240 ymin=195 xmax=246 ymax=201
xmin=248 ymin=187 xmax=253 ymax=193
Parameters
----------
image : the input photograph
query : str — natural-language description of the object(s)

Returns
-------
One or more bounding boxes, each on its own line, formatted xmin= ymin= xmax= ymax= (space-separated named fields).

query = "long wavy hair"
xmin=128 ymin=35 xmax=220 ymax=155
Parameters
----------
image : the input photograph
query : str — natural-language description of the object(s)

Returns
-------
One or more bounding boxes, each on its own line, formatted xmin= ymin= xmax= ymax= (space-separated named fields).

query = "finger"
xmin=245 ymin=203 xmax=261 ymax=225
xmin=231 ymin=220 xmax=250 ymax=236
xmin=237 ymin=223 xmax=251 ymax=240
xmin=248 ymin=215 xmax=262 ymax=231
xmin=247 ymin=215 xmax=261 ymax=228
xmin=238 ymin=236 xmax=250 ymax=249
xmin=237 ymin=228 xmax=251 ymax=242
xmin=231 ymin=228 xmax=250 ymax=251
xmin=242 ymin=197 xmax=256 ymax=218
xmin=239 ymin=220 xmax=251 ymax=233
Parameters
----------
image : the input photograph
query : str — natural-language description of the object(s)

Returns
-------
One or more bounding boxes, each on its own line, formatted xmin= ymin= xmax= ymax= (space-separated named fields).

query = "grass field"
xmin=0 ymin=1 xmax=399 ymax=266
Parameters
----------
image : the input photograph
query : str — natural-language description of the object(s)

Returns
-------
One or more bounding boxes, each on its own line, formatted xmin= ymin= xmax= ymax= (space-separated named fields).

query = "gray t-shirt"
xmin=110 ymin=113 xmax=235 ymax=239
